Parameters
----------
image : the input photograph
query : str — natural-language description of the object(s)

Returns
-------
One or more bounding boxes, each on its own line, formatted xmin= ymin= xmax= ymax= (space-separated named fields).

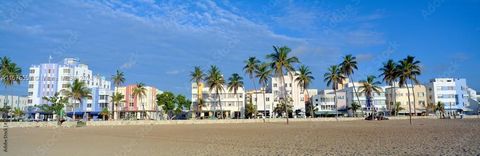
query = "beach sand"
xmin=4 ymin=119 xmax=480 ymax=156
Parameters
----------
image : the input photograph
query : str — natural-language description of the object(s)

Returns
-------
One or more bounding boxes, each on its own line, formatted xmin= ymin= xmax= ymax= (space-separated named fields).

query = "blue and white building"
xmin=426 ymin=78 xmax=477 ymax=115
xmin=27 ymin=58 xmax=112 ymax=120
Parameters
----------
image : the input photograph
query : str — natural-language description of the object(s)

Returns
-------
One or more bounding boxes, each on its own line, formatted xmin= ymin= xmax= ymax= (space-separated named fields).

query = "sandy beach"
xmin=3 ymin=119 xmax=480 ymax=156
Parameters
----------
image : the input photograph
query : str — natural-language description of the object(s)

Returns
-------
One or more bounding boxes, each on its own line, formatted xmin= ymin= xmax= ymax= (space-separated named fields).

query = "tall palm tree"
xmin=255 ymin=63 xmax=272 ymax=119
xmin=324 ymin=65 xmax=346 ymax=120
xmin=339 ymin=55 xmax=362 ymax=117
xmin=294 ymin=65 xmax=315 ymax=117
xmin=379 ymin=59 xmax=398 ymax=116
xmin=397 ymin=56 xmax=421 ymax=125
xmin=227 ymin=73 xmax=244 ymax=119
xmin=0 ymin=56 xmax=23 ymax=108
xmin=243 ymin=57 xmax=260 ymax=108
xmin=402 ymin=56 xmax=421 ymax=116
xmin=62 ymin=79 xmax=91 ymax=121
xmin=111 ymin=70 xmax=125 ymax=120
xmin=132 ymin=83 xmax=147 ymax=119
xmin=205 ymin=65 xmax=225 ymax=119
xmin=190 ymin=66 xmax=205 ymax=118
xmin=266 ymin=46 xmax=300 ymax=124
xmin=436 ymin=102 xmax=445 ymax=119
xmin=111 ymin=92 xmax=125 ymax=119
xmin=358 ymin=75 xmax=383 ymax=119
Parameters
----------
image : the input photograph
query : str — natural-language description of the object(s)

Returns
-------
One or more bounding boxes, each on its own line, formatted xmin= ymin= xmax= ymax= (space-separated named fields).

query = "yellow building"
xmin=386 ymin=85 xmax=427 ymax=116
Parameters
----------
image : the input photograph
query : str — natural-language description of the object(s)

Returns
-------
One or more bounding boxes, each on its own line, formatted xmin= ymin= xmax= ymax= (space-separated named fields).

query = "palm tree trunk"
xmin=410 ymin=80 xmax=417 ymax=116
xmin=350 ymin=76 xmax=364 ymax=117
xmin=392 ymin=82 xmax=397 ymax=116
xmin=280 ymin=72 xmax=289 ymax=124
xmin=217 ymin=92 xmax=223 ymax=119
xmin=262 ymin=86 xmax=268 ymax=120
xmin=334 ymin=89 xmax=338 ymax=121
xmin=251 ymin=78 xmax=258 ymax=119
xmin=405 ymin=84 xmax=412 ymax=125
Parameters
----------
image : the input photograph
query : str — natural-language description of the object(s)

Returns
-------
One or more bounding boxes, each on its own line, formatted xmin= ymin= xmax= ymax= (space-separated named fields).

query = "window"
xmin=29 ymin=84 xmax=34 ymax=88
xmin=129 ymin=103 xmax=134 ymax=107
xmin=30 ymin=76 xmax=34 ymax=81
xmin=87 ymin=104 xmax=92 ymax=108
xmin=30 ymin=69 xmax=35 ymax=73
xmin=48 ymin=69 xmax=51 ymax=73
xmin=28 ymin=99 xmax=32 ymax=104
xmin=62 ymin=84 xmax=69 ymax=88
xmin=273 ymin=83 xmax=277 ymax=87
xmin=28 ymin=92 xmax=33 ymax=96
xmin=63 ymin=69 xmax=70 ymax=73
xmin=266 ymin=97 xmax=270 ymax=102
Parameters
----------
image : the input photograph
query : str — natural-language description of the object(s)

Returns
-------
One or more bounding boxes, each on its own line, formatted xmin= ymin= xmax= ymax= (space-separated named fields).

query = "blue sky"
xmin=0 ymin=0 xmax=479 ymax=97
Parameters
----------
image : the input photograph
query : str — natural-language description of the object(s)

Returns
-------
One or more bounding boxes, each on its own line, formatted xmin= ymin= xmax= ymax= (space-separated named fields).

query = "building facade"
xmin=191 ymin=83 xmax=245 ymax=119
xmin=345 ymin=82 xmax=387 ymax=116
xmin=269 ymin=73 xmax=308 ymax=116
xmin=385 ymin=84 xmax=427 ymax=115
xmin=27 ymin=58 xmax=112 ymax=120
xmin=426 ymin=78 xmax=471 ymax=116
xmin=0 ymin=95 xmax=28 ymax=111
xmin=312 ymin=89 xmax=347 ymax=116
xmin=115 ymin=85 xmax=162 ymax=120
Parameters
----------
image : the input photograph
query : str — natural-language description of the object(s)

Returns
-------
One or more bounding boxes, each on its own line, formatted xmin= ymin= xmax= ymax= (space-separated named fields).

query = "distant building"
xmin=116 ymin=85 xmax=162 ymax=120
xmin=0 ymin=95 xmax=28 ymax=111
xmin=385 ymin=84 xmax=427 ymax=116
xmin=311 ymin=89 xmax=347 ymax=116
xmin=426 ymin=78 xmax=473 ymax=116
xmin=345 ymin=82 xmax=387 ymax=116
xmin=191 ymin=83 xmax=245 ymax=119
xmin=27 ymin=58 xmax=112 ymax=120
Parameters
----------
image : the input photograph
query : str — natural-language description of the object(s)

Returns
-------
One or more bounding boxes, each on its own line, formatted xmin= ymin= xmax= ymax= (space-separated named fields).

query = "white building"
xmin=27 ymin=58 xmax=112 ymax=120
xmin=345 ymin=82 xmax=387 ymax=116
xmin=269 ymin=72 xmax=309 ymax=116
xmin=426 ymin=78 xmax=472 ymax=116
xmin=0 ymin=95 xmax=28 ymax=111
xmin=191 ymin=83 xmax=245 ymax=119
xmin=312 ymin=89 xmax=347 ymax=116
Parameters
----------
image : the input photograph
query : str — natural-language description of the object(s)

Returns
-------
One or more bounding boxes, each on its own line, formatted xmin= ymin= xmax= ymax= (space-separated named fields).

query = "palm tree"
xmin=394 ymin=102 xmax=405 ymax=116
xmin=339 ymin=55 xmax=362 ymax=117
xmin=243 ymin=57 xmax=260 ymax=108
xmin=110 ymin=92 xmax=125 ymax=119
xmin=350 ymin=102 xmax=361 ymax=117
xmin=62 ymin=79 xmax=91 ymax=121
xmin=13 ymin=108 xmax=24 ymax=119
xmin=0 ymin=56 xmax=23 ymax=109
xmin=358 ymin=75 xmax=383 ymax=119
xmin=227 ymin=73 xmax=244 ymax=119
xmin=205 ymin=65 xmax=225 ymax=119
xmin=100 ymin=107 xmax=109 ymax=121
xmin=42 ymin=92 xmax=69 ymax=123
xmin=397 ymin=56 xmax=421 ymax=125
xmin=379 ymin=59 xmax=399 ymax=116
xmin=132 ymin=83 xmax=147 ymax=119
xmin=403 ymin=56 xmax=421 ymax=116
xmin=294 ymin=65 xmax=315 ymax=117
xmin=426 ymin=102 xmax=436 ymax=117
xmin=190 ymin=66 xmax=205 ymax=119
xmin=436 ymin=102 xmax=445 ymax=119
xmin=255 ymin=63 xmax=272 ymax=119
xmin=324 ymin=65 xmax=346 ymax=121
xmin=266 ymin=46 xmax=299 ymax=124
xmin=111 ymin=70 xmax=125 ymax=120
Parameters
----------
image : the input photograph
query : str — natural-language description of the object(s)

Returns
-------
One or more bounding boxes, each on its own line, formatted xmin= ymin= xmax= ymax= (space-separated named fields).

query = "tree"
xmin=244 ymin=57 xmax=260 ymax=111
xmin=132 ymin=83 xmax=147 ymax=119
xmin=110 ymin=92 xmax=125 ymax=119
xmin=255 ymin=63 xmax=272 ymax=119
xmin=393 ymin=102 xmax=404 ymax=116
xmin=245 ymin=100 xmax=257 ymax=119
xmin=62 ymin=79 xmax=91 ymax=121
xmin=436 ymin=102 xmax=445 ymax=119
xmin=266 ymin=46 xmax=300 ymax=124
xmin=358 ymin=75 xmax=383 ymax=119
xmin=324 ymin=65 xmax=346 ymax=121
xmin=227 ymin=73 xmax=244 ymax=119
xmin=379 ymin=59 xmax=399 ymax=116
xmin=190 ymin=66 xmax=205 ymax=119
xmin=100 ymin=107 xmax=109 ymax=121
xmin=397 ymin=56 xmax=421 ymax=125
xmin=42 ymin=92 xmax=68 ymax=123
xmin=426 ymin=102 xmax=436 ymax=116
xmin=176 ymin=94 xmax=191 ymax=118
xmin=13 ymin=108 xmax=24 ymax=119
xmin=294 ymin=65 xmax=315 ymax=117
xmin=111 ymin=70 xmax=125 ymax=120
xmin=156 ymin=92 xmax=176 ymax=120
xmin=340 ymin=55 xmax=362 ymax=117
xmin=273 ymin=97 xmax=293 ymax=118
xmin=0 ymin=56 xmax=23 ymax=111
xmin=205 ymin=65 xmax=225 ymax=119
xmin=350 ymin=102 xmax=361 ymax=117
